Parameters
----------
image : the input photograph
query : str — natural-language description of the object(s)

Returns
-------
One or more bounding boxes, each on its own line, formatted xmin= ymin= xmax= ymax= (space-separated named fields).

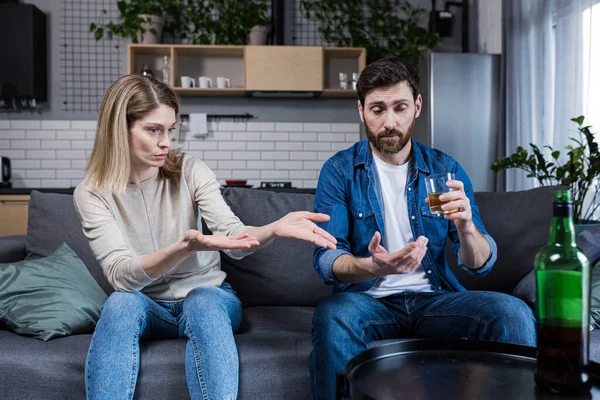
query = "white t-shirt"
xmin=363 ymin=155 xmax=433 ymax=298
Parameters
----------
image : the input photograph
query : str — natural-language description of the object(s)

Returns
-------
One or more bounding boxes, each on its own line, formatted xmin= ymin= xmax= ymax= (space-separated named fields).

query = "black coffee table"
xmin=338 ymin=339 xmax=600 ymax=399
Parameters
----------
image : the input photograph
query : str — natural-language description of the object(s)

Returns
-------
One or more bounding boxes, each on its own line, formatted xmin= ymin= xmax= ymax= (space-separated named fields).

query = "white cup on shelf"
xmin=198 ymin=76 xmax=212 ymax=88
xmin=180 ymin=76 xmax=195 ymax=88
xmin=216 ymin=77 xmax=231 ymax=88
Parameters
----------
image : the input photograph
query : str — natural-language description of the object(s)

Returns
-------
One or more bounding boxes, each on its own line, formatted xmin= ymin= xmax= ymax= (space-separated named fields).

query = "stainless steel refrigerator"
xmin=413 ymin=52 xmax=502 ymax=192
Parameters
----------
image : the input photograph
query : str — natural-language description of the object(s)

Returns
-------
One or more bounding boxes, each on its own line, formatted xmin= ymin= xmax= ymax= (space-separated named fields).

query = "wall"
xmin=0 ymin=0 xmax=499 ymax=189
xmin=0 ymin=119 xmax=360 ymax=189
xmin=1 ymin=0 xmax=474 ymax=123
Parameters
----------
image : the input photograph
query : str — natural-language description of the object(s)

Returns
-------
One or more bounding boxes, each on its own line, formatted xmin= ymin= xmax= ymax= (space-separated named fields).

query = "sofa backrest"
xmin=25 ymin=191 xmax=112 ymax=294
xmin=446 ymin=185 xmax=559 ymax=294
xmin=25 ymin=185 xmax=560 ymax=305
xmin=218 ymin=188 xmax=331 ymax=307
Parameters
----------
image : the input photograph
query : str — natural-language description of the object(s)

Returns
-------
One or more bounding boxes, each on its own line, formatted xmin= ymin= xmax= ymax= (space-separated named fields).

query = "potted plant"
xmin=211 ymin=0 xmax=269 ymax=45
xmin=245 ymin=1 xmax=270 ymax=45
xmin=176 ymin=0 xmax=269 ymax=45
xmin=490 ymin=116 xmax=600 ymax=225
xmin=90 ymin=0 xmax=184 ymax=44
xmin=300 ymin=0 xmax=438 ymax=65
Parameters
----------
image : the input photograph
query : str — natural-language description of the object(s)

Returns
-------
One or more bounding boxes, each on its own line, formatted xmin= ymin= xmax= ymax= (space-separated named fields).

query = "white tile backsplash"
xmin=0 ymin=120 xmax=361 ymax=188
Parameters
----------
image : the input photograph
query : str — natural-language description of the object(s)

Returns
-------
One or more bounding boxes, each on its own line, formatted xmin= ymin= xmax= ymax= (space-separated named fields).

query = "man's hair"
xmin=356 ymin=57 xmax=420 ymax=106
xmin=84 ymin=74 xmax=183 ymax=194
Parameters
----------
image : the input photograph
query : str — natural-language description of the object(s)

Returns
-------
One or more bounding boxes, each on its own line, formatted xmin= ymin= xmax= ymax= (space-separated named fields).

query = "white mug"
xmin=199 ymin=76 xmax=212 ymax=88
xmin=180 ymin=76 xmax=195 ymax=88
xmin=216 ymin=77 xmax=231 ymax=89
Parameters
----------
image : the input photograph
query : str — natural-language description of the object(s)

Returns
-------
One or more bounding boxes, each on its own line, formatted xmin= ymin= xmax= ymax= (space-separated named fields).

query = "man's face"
xmin=358 ymin=82 xmax=422 ymax=155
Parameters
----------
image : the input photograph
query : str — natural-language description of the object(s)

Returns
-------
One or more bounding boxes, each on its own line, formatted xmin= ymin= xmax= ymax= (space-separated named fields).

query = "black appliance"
xmin=0 ymin=3 xmax=47 ymax=108
xmin=0 ymin=157 xmax=11 ymax=188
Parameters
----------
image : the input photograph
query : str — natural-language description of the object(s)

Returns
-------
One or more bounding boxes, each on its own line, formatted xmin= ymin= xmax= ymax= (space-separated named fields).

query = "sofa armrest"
xmin=512 ymin=269 xmax=535 ymax=309
xmin=0 ymin=235 xmax=27 ymax=263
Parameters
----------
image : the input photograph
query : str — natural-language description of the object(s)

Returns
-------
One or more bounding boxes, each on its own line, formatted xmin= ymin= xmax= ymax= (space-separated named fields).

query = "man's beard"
xmin=365 ymin=116 xmax=416 ymax=155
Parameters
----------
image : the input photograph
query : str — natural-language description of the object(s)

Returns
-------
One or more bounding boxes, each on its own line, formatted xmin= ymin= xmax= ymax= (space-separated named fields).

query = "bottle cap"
xmin=553 ymin=190 xmax=572 ymax=203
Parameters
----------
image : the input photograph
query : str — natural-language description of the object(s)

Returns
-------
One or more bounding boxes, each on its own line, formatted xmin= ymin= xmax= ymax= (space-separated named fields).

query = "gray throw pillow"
xmin=217 ymin=187 xmax=330 ymax=307
xmin=0 ymin=242 xmax=108 ymax=341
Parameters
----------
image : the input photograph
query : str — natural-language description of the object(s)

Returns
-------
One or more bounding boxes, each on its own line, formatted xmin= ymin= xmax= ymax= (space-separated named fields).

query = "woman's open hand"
xmin=272 ymin=211 xmax=337 ymax=250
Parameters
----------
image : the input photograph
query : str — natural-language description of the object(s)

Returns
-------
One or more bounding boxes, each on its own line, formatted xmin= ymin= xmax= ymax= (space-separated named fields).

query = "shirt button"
xmin=411 ymin=215 xmax=415 ymax=220
xmin=408 ymin=187 xmax=412 ymax=191
xmin=358 ymin=213 xmax=363 ymax=218
xmin=438 ymin=286 xmax=442 ymax=290
xmin=427 ymin=270 xmax=432 ymax=274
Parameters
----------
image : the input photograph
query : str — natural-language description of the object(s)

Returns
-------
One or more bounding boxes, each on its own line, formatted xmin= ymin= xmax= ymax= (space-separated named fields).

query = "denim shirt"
xmin=313 ymin=138 xmax=497 ymax=294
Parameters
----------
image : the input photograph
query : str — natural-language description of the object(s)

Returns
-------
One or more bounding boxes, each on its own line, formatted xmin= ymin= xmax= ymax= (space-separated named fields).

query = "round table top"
xmin=341 ymin=339 xmax=599 ymax=400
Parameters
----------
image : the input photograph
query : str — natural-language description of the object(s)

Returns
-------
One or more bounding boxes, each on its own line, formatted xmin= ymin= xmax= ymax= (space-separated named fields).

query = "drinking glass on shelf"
xmin=352 ymin=72 xmax=359 ymax=90
xmin=339 ymin=72 xmax=348 ymax=89
xmin=424 ymin=173 xmax=458 ymax=214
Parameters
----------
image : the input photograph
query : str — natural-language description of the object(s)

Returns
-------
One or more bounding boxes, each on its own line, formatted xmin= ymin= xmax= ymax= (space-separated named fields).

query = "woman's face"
xmin=128 ymin=104 xmax=177 ymax=174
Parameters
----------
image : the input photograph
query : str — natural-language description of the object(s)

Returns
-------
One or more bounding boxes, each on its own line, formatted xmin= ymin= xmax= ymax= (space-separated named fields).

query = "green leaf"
xmin=571 ymin=115 xmax=585 ymax=125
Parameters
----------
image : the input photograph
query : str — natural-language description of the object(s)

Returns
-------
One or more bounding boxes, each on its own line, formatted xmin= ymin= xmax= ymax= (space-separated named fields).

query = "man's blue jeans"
xmin=309 ymin=290 xmax=536 ymax=400
xmin=85 ymin=281 xmax=242 ymax=400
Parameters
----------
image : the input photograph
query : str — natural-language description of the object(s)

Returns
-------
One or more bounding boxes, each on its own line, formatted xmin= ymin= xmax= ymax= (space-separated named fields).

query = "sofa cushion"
xmin=447 ymin=186 xmax=560 ymax=293
xmin=0 ymin=330 xmax=191 ymax=400
xmin=218 ymin=188 xmax=330 ymax=307
xmin=0 ymin=330 xmax=90 ymax=399
xmin=25 ymin=191 xmax=111 ymax=294
xmin=235 ymin=306 xmax=314 ymax=400
xmin=0 ymin=307 xmax=316 ymax=400
xmin=0 ymin=243 xmax=107 ymax=341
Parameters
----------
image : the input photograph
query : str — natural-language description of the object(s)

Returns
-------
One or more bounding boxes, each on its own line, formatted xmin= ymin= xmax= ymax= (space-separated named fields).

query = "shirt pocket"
xmin=420 ymin=205 xmax=447 ymax=248
xmin=350 ymin=206 xmax=377 ymax=251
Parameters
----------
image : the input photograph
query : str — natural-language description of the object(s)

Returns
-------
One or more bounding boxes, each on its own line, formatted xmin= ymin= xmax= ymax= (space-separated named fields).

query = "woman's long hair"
xmin=84 ymin=74 xmax=183 ymax=194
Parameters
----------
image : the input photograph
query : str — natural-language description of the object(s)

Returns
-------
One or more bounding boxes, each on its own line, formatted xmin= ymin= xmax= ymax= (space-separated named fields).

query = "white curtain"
xmin=503 ymin=0 xmax=600 ymax=191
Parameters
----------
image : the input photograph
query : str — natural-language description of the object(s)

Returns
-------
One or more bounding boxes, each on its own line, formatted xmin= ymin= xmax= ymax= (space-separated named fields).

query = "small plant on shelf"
xmin=90 ymin=0 xmax=183 ymax=43
xmin=300 ymin=0 xmax=438 ymax=65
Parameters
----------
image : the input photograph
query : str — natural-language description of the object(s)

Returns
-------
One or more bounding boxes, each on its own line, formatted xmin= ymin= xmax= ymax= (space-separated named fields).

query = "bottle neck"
xmin=550 ymin=203 xmax=576 ymax=247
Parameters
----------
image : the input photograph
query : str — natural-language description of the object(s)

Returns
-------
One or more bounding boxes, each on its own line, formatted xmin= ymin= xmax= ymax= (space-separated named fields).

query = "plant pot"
xmin=137 ymin=14 xmax=164 ymax=44
xmin=248 ymin=25 xmax=269 ymax=45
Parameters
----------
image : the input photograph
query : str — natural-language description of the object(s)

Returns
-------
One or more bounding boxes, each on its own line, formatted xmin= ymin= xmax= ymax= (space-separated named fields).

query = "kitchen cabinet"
xmin=0 ymin=194 xmax=30 ymax=236
xmin=127 ymin=44 xmax=366 ymax=97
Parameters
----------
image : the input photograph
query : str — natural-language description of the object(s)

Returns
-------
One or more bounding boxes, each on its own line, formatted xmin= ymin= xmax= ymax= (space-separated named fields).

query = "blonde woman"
xmin=74 ymin=74 xmax=336 ymax=400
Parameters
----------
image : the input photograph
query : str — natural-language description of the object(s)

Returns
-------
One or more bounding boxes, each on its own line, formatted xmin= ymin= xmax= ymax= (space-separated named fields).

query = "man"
xmin=310 ymin=57 xmax=536 ymax=399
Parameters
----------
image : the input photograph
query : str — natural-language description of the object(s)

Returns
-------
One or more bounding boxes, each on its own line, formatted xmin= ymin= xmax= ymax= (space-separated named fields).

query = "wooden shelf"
xmin=172 ymin=45 xmax=245 ymax=57
xmin=127 ymin=44 xmax=367 ymax=97
xmin=174 ymin=88 xmax=247 ymax=96
xmin=324 ymin=47 xmax=366 ymax=58
xmin=321 ymin=89 xmax=358 ymax=98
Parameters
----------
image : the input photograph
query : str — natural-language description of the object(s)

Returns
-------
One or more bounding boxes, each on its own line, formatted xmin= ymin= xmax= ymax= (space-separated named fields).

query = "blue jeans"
xmin=309 ymin=290 xmax=536 ymax=400
xmin=85 ymin=282 xmax=242 ymax=400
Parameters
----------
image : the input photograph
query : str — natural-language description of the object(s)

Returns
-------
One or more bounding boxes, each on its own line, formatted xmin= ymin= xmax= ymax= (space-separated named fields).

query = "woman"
xmin=73 ymin=74 xmax=336 ymax=400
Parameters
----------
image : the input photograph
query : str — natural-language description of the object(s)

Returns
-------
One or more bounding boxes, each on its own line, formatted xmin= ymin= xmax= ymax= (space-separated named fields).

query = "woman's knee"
xmin=100 ymin=291 xmax=149 ymax=321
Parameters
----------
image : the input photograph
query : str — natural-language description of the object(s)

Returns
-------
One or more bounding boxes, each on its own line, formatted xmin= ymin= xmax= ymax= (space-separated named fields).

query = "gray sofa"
xmin=1 ymin=185 xmax=599 ymax=399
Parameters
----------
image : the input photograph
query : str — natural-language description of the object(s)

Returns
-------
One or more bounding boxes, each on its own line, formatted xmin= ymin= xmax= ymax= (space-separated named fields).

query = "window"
xmin=583 ymin=3 xmax=600 ymax=131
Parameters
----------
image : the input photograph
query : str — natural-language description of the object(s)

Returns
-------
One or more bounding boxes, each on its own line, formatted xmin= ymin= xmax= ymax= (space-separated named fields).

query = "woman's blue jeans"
xmin=85 ymin=282 xmax=242 ymax=400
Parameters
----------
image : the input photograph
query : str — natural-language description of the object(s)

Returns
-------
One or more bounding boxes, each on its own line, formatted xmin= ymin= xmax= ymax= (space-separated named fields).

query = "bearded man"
xmin=309 ymin=57 xmax=536 ymax=400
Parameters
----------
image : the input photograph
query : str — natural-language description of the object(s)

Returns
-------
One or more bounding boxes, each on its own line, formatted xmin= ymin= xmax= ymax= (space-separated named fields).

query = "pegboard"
xmin=59 ymin=0 xmax=122 ymax=113
xmin=291 ymin=0 xmax=330 ymax=46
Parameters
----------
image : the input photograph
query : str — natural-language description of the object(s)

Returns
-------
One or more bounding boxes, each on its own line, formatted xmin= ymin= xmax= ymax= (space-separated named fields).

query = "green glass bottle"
xmin=534 ymin=190 xmax=592 ymax=395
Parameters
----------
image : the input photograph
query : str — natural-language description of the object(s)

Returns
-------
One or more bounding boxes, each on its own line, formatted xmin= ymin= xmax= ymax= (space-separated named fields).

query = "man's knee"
xmin=313 ymin=293 xmax=365 ymax=338
xmin=487 ymin=294 xmax=536 ymax=346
